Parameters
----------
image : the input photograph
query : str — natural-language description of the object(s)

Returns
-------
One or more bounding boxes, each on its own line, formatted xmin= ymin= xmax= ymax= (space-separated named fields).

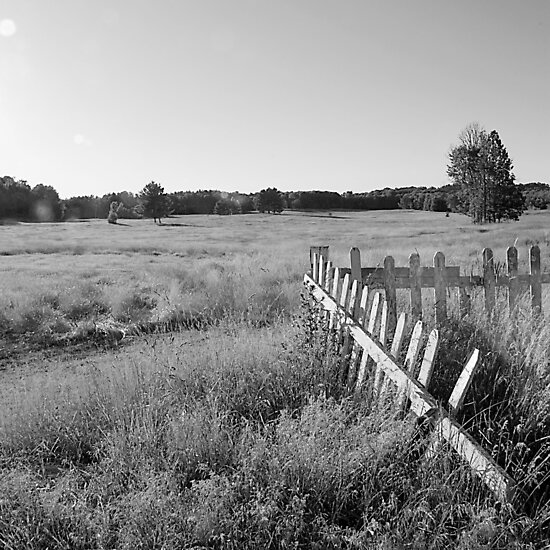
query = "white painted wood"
xmin=404 ymin=320 xmax=423 ymax=373
xmin=417 ymin=329 xmax=439 ymax=390
xmin=358 ymin=286 xmax=369 ymax=325
xmin=448 ymin=349 xmax=480 ymax=415
xmin=304 ymin=273 xmax=514 ymax=503
xmin=367 ymin=293 xmax=381 ymax=334
xmin=312 ymin=252 xmax=319 ymax=283
xmin=390 ymin=312 xmax=408 ymax=358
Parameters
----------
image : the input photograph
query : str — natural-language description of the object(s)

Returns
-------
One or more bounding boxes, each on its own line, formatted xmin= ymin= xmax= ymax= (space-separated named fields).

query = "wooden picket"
xmin=315 ymin=245 xmax=547 ymax=325
xmin=307 ymin=249 xmax=517 ymax=504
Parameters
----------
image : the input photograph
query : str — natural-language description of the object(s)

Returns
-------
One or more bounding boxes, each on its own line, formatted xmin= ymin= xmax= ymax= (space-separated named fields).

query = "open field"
xmin=1 ymin=209 xmax=550 ymax=350
xmin=2 ymin=209 xmax=550 ymax=548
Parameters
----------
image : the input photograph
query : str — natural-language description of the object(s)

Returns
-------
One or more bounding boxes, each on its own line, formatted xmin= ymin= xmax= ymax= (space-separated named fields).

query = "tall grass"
xmin=1 ymin=305 xmax=549 ymax=548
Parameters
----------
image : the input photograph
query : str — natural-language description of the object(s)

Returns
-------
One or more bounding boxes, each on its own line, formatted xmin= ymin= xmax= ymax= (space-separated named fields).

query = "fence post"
xmin=350 ymin=247 xmax=361 ymax=283
xmin=530 ymin=245 xmax=542 ymax=317
xmin=483 ymin=248 xmax=495 ymax=315
xmin=507 ymin=246 xmax=518 ymax=314
xmin=433 ymin=252 xmax=447 ymax=325
xmin=409 ymin=252 xmax=422 ymax=321
xmin=384 ymin=255 xmax=397 ymax=337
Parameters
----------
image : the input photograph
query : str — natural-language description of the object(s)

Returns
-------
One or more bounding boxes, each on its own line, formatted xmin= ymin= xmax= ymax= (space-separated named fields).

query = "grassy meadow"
xmin=2 ymin=209 xmax=550 ymax=548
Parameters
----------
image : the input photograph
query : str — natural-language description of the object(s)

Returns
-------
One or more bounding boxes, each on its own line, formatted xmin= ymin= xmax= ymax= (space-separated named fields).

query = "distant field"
xmin=1 ymin=209 xmax=549 ymax=348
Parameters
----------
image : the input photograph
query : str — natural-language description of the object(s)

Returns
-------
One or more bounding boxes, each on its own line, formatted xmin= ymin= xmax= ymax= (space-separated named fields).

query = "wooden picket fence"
xmin=311 ymin=244 xmax=547 ymax=336
xmin=305 ymin=247 xmax=517 ymax=504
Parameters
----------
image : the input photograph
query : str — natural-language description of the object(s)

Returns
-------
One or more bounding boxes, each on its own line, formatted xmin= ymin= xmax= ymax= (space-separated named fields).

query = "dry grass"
xmin=2 ymin=209 xmax=550 ymax=547
xmin=1 ymin=210 xmax=550 ymax=342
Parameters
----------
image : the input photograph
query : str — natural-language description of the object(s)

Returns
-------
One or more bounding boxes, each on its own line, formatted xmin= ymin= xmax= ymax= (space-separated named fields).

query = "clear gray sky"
xmin=1 ymin=0 xmax=548 ymax=198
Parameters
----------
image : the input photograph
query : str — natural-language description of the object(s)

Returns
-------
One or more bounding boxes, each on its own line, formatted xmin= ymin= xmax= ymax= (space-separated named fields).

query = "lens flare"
xmin=0 ymin=19 xmax=17 ymax=37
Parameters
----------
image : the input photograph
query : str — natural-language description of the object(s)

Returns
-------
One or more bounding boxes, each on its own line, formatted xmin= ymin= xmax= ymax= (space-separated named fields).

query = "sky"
xmin=0 ymin=0 xmax=549 ymax=199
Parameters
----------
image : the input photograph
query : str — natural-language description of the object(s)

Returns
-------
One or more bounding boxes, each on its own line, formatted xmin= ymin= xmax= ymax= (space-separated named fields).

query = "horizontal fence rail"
xmin=311 ymin=245 xmax=547 ymax=332
xmin=306 ymin=248 xmax=517 ymax=504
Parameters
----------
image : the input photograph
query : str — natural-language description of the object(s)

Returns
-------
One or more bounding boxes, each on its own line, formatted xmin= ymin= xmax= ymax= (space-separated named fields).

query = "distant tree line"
xmin=1 ymin=158 xmax=546 ymax=224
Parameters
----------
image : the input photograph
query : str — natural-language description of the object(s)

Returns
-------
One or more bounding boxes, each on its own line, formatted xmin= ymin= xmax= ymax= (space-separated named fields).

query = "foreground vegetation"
xmin=1 ymin=209 xmax=550 ymax=547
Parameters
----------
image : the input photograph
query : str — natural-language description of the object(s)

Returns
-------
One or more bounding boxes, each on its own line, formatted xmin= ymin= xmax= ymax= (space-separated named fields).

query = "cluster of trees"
xmin=0 ymin=125 xmax=540 ymax=224
xmin=447 ymin=124 xmax=524 ymax=223
xmin=521 ymin=182 xmax=550 ymax=210
xmin=0 ymin=177 xmax=63 ymax=221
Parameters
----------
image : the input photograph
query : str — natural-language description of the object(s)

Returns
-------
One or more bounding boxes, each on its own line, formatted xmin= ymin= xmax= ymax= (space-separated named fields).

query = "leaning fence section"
xmin=305 ymin=248 xmax=517 ymax=504
xmin=311 ymin=244 xmax=547 ymax=336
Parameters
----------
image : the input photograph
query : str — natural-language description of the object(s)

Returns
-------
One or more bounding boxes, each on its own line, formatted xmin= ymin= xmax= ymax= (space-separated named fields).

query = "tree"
xmin=447 ymin=123 xmax=524 ymax=223
xmin=256 ymin=187 xmax=284 ymax=213
xmin=31 ymin=184 xmax=63 ymax=221
xmin=139 ymin=181 xmax=170 ymax=223
xmin=213 ymin=198 xmax=241 ymax=215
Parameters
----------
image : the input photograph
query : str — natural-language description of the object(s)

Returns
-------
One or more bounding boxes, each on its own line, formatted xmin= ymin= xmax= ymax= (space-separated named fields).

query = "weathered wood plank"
xmin=377 ymin=312 xmax=407 ymax=398
xmin=324 ymin=262 xmax=334 ymax=293
xmin=434 ymin=252 xmax=447 ymax=325
xmin=350 ymin=247 xmax=362 ymax=283
xmin=507 ymin=246 xmax=519 ymax=313
xmin=391 ymin=312 xmax=408 ymax=359
xmin=329 ymin=267 xmax=342 ymax=330
xmin=379 ymin=299 xmax=388 ymax=347
xmin=530 ymin=245 xmax=542 ymax=317
xmin=312 ymin=252 xmax=319 ymax=283
xmin=367 ymin=293 xmax=381 ymax=334
xmin=347 ymin=286 xmax=370 ymax=390
xmin=384 ymin=256 xmax=397 ymax=337
xmin=434 ymin=416 xmax=515 ymax=503
xmin=417 ymin=329 xmax=439 ymax=390
xmin=404 ymin=320 xmax=423 ymax=373
xmin=304 ymin=273 xmax=515 ymax=503
xmin=448 ymin=349 xmax=480 ymax=415
xmin=318 ymin=254 xmax=326 ymax=287
xmin=348 ymin=279 xmax=359 ymax=316
xmin=398 ymin=320 xmax=423 ymax=409
xmin=356 ymin=293 xmax=382 ymax=389
xmin=483 ymin=248 xmax=496 ymax=315
xmin=409 ymin=253 xmax=422 ymax=321
xmin=340 ymin=273 xmax=351 ymax=314
xmin=358 ymin=286 xmax=370 ymax=325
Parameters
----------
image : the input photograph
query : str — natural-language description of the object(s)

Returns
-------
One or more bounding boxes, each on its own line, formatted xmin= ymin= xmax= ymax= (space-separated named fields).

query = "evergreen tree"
xmin=139 ymin=181 xmax=170 ymax=223
xmin=447 ymin=124 xmax=524 ymax=223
